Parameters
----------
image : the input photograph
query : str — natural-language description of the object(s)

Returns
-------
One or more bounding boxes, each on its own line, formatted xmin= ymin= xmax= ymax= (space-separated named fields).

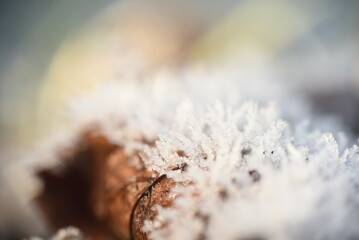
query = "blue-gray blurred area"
xmin=0 ymin=0 xmax=115 ymax=77
xmin=0 ymin=0 xmax=117 ymax=148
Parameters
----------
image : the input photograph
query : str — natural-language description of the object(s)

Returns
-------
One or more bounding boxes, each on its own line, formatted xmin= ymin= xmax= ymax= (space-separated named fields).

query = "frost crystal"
xmin=140 ymin=101 xmax=359 ymax=240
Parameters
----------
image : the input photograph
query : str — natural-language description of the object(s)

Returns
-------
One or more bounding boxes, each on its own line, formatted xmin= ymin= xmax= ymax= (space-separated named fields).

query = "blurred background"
xmin=0 ymin=0 xmax=115 ymax=149
xmin=1 ymin=0 xmax=359 ymax=149
xmin=0 ymin=0 xmax=359 ymax=238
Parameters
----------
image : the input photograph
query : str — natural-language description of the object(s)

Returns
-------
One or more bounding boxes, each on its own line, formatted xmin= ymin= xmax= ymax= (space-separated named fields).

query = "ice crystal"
xmin=141 ymin=101 xmax=359 ymax=240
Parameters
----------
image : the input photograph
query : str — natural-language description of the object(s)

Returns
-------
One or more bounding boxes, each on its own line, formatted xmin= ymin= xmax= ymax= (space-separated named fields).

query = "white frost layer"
xmin=67 ymin=60 xmax=351 ymax=156
xmin=141 ymin=101 xmax=359 ymax=240
xmin=66 ymin=62 xmax=359 ymax=239
xmin=13 ymin=60 xmax=359 ymax=239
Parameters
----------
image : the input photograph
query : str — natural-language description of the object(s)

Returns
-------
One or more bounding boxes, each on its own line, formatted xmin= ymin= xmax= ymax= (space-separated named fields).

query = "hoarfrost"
xmin=11 ymin=60 xmax=359 ymax=240
xmin=141 ymin=101 xmax=359 ymax=240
